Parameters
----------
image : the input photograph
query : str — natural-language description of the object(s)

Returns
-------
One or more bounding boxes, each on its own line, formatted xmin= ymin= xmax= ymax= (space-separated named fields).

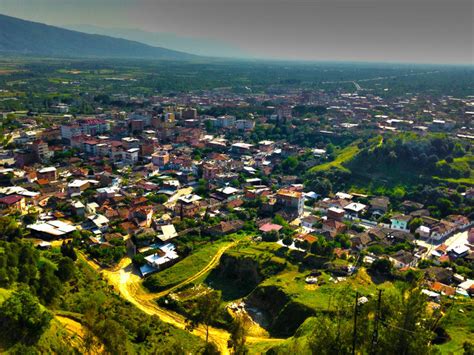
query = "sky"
xmin=0 ymin=0 xmax=473 ymax=64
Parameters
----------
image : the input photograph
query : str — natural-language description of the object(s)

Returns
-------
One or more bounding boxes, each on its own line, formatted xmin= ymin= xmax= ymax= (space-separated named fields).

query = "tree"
xmin=132 ymin=254 xmax=146 ymax=267
xmin=36 ymin=261 xmax=62 ymax=304
xmin=190 ymin=290 xmax=221 ymax=344
xmin=463 ymin=341 xmax=474 ymax=355
xmin=370 ymin=258 xmax=392 ymax=276
xmin=408 ymin=217 xmax=423 ymax=233
xmin=228 ymin=316 xmax=249 ymax=354
xmin=282 ymin=236 xmax=293 ymax=247
xmin=0 ymin=290 xmax=52 ymax=344
xmin=377 ymin=288 xmax=434 ymax=355
xmin=262 ymin=231 xmax=279 ymax=242
xmin=99 ymin=319 xmax=128 ymax=354
xmin=56 ymin=257 xmax=76 ymax=282
xmin=0 ymin=216 xmax=23 ymax=241
xmin=60 ymin=241 xmax=77 ymax=261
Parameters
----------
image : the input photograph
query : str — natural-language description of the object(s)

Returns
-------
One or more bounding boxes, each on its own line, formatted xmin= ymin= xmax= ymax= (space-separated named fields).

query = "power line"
xmin=352 ymin=291 xmax=359 ymax=355
xmin=370 ymin=289 xmax=383 ymax=355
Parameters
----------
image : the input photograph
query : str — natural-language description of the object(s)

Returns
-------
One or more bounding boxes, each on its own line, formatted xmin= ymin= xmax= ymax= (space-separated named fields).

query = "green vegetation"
xmin=309 ymin=141 xmax=361 ymax=173
xmin=0 ymin=221 xmax=206 ymax=353
xmin=435 ymin=299 xmax=474 ymax=354
xmin=144 ymin=240 xmax=227 ymax=292
xmin=206 ymin=242 xmax=287 ymax=300
xmin=269 ymin=287 xmax=440 ymax=354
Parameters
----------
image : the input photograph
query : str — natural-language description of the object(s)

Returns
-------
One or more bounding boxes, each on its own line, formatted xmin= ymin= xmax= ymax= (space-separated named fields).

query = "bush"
xmin=0 ymin=290 xmax=52 ymax=344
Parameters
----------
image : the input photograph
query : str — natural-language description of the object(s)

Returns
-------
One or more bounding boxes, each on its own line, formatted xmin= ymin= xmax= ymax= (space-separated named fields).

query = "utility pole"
xmin=370 ymin=289 xmax=383 ymax=355
xmin=352 ymin=291 xmax=359 ymax=355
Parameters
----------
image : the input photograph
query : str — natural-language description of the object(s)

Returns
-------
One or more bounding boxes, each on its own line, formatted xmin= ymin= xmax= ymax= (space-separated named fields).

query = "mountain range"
xmin=65 ymin=24 xmax=249 ymax=59
xmin=0 ymin=14 xmax=197 ymax=60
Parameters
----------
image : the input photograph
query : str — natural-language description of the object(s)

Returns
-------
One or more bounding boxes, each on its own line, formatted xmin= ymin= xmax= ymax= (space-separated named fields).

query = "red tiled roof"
xmin=0 ymin=194 xmax=23 ymax=205
xmin=259 ymin=223 xmax=283 ymax=233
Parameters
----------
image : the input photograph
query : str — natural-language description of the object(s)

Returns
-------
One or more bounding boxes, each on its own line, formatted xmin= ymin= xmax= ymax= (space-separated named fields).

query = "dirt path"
xmin=55 ymin=314 xmax=103 ymax=353
xmin=80 ymin=242 xmax=284 ymax=354
xmin=153 ymin=241 xmax=237 ymax=299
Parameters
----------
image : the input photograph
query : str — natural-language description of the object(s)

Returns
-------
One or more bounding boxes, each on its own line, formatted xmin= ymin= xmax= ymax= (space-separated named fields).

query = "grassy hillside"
xmin=143 ymin=241 xmax=227 ymax=292
xmin=309 ymin=141 xmax=361 ymax=173
xmin=308 ymin=134 xmax=473 ymax=193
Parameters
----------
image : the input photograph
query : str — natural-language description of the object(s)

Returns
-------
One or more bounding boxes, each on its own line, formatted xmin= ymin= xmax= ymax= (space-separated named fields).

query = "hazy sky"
xmin=1 ymin=0 xmax=473 ymax=64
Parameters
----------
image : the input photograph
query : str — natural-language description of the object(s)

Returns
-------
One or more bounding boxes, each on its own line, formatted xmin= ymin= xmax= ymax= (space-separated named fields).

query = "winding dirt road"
xmin=80 ymin=242 xmax=283 ymax=354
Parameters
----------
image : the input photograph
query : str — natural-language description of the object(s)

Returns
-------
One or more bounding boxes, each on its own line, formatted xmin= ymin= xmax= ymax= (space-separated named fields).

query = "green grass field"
xmin=262 ymin=267 xmax=395 ymax=312
xmin=309 ymin=142 xmax=361 ymax=173
xmin=143 ymin=240 xmax=229 ymax=292
xmin=435 ymin=300 xmax=474 ymax=354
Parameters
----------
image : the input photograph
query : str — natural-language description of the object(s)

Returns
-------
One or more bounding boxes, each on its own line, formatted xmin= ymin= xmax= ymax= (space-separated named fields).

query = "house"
xmin=156 ymin=224 xmax=178 ymax=242
xmin=140 ymin=243 xmax=179 ymax=276
xmin=388 ymin=250 xmax=417 ymax=269
xmin=71 ymin=200 xmax=85 ymax=216
xmin=125 ymin=148 xmax=140 ymax=165
xmin=175 ymin=194 xmax=202 ymax=218
xmin=206 ymin=220 xmax=244 ymax=237
xmin=96 ymin=187 xmax=118 ymax=200
xmin=390 ymin=214 xmax=411 ymax=231
xmin=276 ymin=188 xmax=304 ymax=217
xmin=0 ymin=194 xmax=26 ymax=213
xmin=430 ymin=220 xmax=456 ymax=241
xmin=351 ymin=232 xmax=372 ymax=251
xmin=86 ymin=202 xmax=99 ymax=215
xmin=27 ymin=220 xmax=76 ymax=239
xmin=369 ymin=196 xmax=390 ymax=217
xmin=415 ymin=225 xmax=431 ymax=238
xmin=424 ymin=267 xmax=453 ymax=284
xmin=67 ymin=179 xmax=91 ymax=196
xmin=343 ymin=202 xmax=367 ymax=219
xmin=37 ymin=167 xmax=57 ymax=182
xmin=327 ymin=207 xmax=345 ymax=221
xmin=230 ymin=142 xmax=254 ymax=155
xmin=322 ymin=219 xmax=347 ymax=237
xmin=448 ymin=244 xmax=470 ymax=259
xmin=444 ymin=215 xmax=472 ymax=231
xmin=84 ymin=214 xmax=110 ymax=234
xmin=301 ymin=215 xmax=320 ymax=229
xmin=129 ymin=206 xmax=154 ymax=228
xmin=430 ymin=282 xmax=456 ymax=297
xmin=259 ymin=223 xmax=283 ymax=234
xmin=401 ymin=200 xmax=424 ymax=213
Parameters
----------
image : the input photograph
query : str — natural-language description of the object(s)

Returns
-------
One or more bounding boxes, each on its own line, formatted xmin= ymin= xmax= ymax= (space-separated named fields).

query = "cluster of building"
xmin=0 ymin=87 xmax=472 ymax=292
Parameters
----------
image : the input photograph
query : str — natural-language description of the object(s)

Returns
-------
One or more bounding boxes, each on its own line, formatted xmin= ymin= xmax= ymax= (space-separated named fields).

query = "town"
xmin=0 ymin=59 xmax=473 ymax=353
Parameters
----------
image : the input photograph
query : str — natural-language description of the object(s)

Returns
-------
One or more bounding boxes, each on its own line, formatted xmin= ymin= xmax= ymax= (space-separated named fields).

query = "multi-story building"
xmin=151 ymin=151 xmax=170 ymax=167
xmin=182 ymin=107 xmax=198 ymax=120
xmin=61 ymin=119 xmax=110 ymax=143
xmin=216 ymin=115 xmax=236 ymax=128
xmin=37 ymin=167 xmax=57 ymax=182
xmin=125 ymin=148 xmax=140 ymax=165
xmin=235 ymin=119 xmax=255 ymax=131
xmin=276 ymin=188 xmax=304 ymax=217
xmin=31 ymin=140 xmax=52 ymax=162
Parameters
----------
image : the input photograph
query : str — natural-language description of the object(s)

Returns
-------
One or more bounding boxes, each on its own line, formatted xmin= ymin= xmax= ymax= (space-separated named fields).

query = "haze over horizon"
xmin=1 ymin=0 xmax=473 ymax=65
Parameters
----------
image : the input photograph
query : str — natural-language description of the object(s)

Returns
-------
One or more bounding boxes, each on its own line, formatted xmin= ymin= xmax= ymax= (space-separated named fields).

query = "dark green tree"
xmin=0 ymin=290 xmax=52 ymax=344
